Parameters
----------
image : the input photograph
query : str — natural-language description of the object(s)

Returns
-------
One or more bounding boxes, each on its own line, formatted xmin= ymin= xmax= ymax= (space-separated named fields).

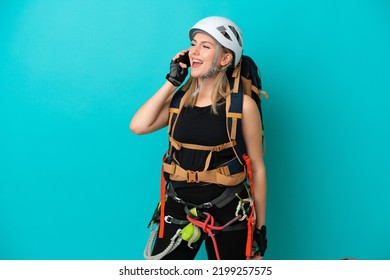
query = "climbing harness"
xmin=144 ymin=199 xmax=252 ymax=260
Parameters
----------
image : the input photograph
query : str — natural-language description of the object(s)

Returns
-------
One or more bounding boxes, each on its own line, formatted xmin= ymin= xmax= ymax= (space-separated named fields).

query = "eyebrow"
xmin=192 ymin=38 xmax=213 ymax=45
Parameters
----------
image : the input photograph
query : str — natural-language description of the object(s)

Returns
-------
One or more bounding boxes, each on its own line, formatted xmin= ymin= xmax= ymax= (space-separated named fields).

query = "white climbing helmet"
xmin=189 ymin=16 xmax=243 ymax=67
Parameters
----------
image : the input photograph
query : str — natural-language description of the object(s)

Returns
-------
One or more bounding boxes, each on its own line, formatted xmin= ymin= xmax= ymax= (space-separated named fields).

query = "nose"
xmin=189 ymin=44 xmax=200 ymax=56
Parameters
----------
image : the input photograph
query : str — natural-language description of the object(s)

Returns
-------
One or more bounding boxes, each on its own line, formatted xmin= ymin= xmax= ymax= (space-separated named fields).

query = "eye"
xmin=203 ymin=45 xmax=210 ymax=49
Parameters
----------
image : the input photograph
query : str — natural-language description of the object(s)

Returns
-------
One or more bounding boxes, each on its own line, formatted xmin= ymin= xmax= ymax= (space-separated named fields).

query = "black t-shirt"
xmin=173 ymin=103 xmax=236 ymax=172
xmin=170 ymin=103 xmax=238 ymax=203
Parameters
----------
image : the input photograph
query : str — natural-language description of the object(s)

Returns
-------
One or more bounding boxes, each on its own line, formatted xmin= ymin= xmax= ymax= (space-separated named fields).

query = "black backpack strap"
xmin=226 ymin=60 xmax=246 ymax=165
xmin=241 ymin=55 xmax=263 ymax=119
xmin=235 ymin=55 xmax=267 ymax=154
xmin=167 ymin=89 xmax=189 ymax=155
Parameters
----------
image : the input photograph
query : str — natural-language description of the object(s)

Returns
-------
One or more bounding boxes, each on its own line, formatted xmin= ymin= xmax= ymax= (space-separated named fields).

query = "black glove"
xmin=253 ymin=225 xmax=267 ymax=257
xmin=166 ymin=58 xmax=188 ymax=87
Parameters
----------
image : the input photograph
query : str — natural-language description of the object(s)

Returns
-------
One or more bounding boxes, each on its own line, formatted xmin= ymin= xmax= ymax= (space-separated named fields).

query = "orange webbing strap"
xmin=158 ymin=153 xmax=168 ymax=238
xmin=242 ymin=154 xmax=255 ymax=259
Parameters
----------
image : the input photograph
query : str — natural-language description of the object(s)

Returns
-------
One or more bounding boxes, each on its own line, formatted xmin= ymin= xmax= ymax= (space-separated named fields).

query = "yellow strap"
xmin=233 ymin=75 xmax=240 ymax=93
xmin=232 ymin=59 xmax=242 ymax=78
xmin=163 ymin=162 xmax=246 ymax=186
xmin=231 ymin=60 xmax=242 ymax=93
xmin=231 ymin=118 xmax=237 ymax=140
xmin=260 ymin=90 xmax=269 ymax=99
xmin=251 ymin=85 xmax=260 ymax=96
xmin=241 ymin=76 xmax=252 ymax=95
xmin=169 ymin=137 xmax=181 ymax=150
xmin=226 ymin=112 xmax=242 ymax=119
xmin=203 ymin=151 xmax=213 ymax=172
xmin=170 ymin=137 xmax=236 ymax=152
xmin=167 ymin=112 xmax=175 ymax=135
xmin=169 ymin=108 xmax=180 ymax=114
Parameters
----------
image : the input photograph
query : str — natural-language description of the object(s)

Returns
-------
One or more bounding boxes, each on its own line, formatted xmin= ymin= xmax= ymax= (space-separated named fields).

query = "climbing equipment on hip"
xmin=144 ymin=184 xmax=252 ymax=260
xmin=144 ymin=208 xmax=199 ymax=260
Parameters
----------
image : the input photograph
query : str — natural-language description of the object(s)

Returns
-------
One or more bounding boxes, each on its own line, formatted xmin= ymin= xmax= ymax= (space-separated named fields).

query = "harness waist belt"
xmin=167 ymin=183 xmax=245 ymax=209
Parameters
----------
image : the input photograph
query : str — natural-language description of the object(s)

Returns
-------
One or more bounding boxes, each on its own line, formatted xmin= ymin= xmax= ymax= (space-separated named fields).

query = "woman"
xmin=130 ymin=16 xmax=267 ymax=260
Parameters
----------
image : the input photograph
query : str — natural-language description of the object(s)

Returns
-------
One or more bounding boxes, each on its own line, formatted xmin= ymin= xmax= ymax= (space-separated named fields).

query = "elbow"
xmin=129 ymin=121 xmax=142 ymax=135
xmin=129 ymin=121 xmax=147 ymax=135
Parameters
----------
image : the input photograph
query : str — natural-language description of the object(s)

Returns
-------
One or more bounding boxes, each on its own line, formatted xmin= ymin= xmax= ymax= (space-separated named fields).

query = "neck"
xmin=193 ymin=75 xmax=216 ymax=106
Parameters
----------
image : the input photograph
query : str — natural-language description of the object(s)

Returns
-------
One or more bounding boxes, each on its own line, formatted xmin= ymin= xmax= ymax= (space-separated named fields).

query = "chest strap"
xmin=169 ymin=137 xmax=237 ymax=172
xmin=170 ymin=137 xmax=236 ymax=152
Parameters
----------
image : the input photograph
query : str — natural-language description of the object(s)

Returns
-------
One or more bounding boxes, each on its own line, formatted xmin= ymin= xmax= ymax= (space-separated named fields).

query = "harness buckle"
xmin=164 ymin=215 xmax=174 ymax=224
xmin=200 ymin=202 xmax=213 ymax=209
xmin=173 ymin=196 xmax=184 ymax=204
xmin=186 ymin=170 xmax=200 ymax=183
xmin=215 ymin=143 xmax=226 ymax=152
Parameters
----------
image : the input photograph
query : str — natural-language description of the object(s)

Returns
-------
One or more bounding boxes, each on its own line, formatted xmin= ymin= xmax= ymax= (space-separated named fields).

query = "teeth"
xmin=193 ymin=59 xmax=202 ymax=63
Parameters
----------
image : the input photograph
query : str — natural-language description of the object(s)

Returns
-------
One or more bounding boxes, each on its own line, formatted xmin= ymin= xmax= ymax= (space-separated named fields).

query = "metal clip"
xmin=235 ymin=197 xmax=251 ymax=221
xmin=164 ymin=215 xmax=174 ymax=224
xmin=200 ymin=202 xmax=213 ymax=209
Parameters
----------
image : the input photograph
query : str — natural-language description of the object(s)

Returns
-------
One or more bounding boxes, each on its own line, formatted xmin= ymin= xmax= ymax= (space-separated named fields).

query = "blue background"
xmin=1 ymin=0 xmax=389 ymax=260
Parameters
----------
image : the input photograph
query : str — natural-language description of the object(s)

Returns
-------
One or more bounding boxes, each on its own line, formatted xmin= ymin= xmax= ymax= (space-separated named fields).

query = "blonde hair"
xmin=181 ymin=49 xmax=234 ymax=114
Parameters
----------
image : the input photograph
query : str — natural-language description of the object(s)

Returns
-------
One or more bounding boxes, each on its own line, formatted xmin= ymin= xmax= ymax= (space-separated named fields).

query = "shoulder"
xmin=242 ymin=94 xmax=260 ymax=119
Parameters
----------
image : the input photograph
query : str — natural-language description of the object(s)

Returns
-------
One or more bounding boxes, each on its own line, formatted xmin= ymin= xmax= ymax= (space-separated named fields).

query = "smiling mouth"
xmin=192 ymin=59 xmax=203 ymax=67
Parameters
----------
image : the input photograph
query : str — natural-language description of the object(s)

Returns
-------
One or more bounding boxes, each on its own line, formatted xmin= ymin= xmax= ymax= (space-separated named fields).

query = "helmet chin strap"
xmin=192 ymin=44 xmax=221 ymax=97
xmin=203 ymin=44 xmax=220 ymax=79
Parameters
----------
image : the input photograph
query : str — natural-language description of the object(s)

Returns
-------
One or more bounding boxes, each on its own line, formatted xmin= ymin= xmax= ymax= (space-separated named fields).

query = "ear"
xmin=220 ymin=52 xmax=233 ymax=67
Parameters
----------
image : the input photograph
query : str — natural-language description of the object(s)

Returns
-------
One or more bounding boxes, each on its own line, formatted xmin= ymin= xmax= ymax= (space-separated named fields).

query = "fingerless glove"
xmin=166 ymin=59 xmax=188 ymax=87
xmin=253 ymin=225 xmax=267 ymax=256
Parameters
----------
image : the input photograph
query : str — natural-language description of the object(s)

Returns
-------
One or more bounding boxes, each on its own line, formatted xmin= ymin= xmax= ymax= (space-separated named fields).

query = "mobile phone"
xmin=177 ymin=52 xmax=190 ymax=67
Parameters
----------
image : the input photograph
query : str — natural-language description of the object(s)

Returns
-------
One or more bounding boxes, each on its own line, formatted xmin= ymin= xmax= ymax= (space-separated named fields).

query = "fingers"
xmin=179 ymin=62 xmax=188 ymax=68
xmin=250 ymin=248 xmax=263 ymax=260
xmin=172 ymin=49 xmax=189 ymax=61
xmin=250 ymin=251 xmax=263 ymax=260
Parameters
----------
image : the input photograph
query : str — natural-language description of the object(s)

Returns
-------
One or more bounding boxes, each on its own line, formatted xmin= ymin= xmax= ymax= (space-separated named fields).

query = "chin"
xmin=190 ymin=73 xmax=202 ymax=79
xmin=190 ymin=70 xmax=205 ymax=79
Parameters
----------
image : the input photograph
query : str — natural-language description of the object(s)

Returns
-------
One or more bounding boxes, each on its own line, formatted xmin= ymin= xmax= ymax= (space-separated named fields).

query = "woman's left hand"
xmin=251 ymin=225 xmax=267 ymax=259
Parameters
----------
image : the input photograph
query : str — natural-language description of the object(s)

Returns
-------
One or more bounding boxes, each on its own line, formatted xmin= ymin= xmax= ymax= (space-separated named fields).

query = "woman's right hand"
xmin=166 ymin=50 xmax=190 ymax=87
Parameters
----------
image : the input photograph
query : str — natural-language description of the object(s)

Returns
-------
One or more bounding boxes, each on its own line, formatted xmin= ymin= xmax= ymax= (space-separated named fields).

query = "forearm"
xmin=252 ymin=166 xmax=267 ymax=229
xmin=130 ymin=81 xmax=177 ymax=134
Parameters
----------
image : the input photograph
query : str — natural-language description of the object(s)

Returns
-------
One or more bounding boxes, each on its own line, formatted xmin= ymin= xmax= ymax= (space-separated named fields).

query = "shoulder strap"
xmin=226 ymin=60 xmax=246 ymax=165
xmin=226 ymin=56 xmax=267 ymax=162
xmin=167 ymin=89 xmax=189 ymax=155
